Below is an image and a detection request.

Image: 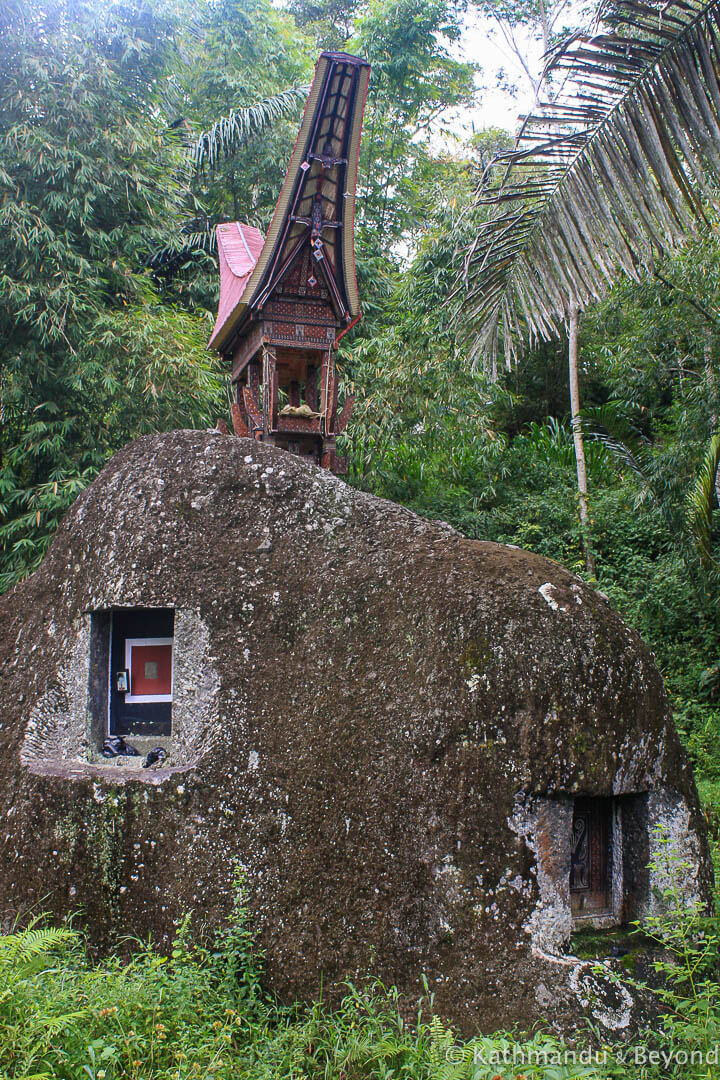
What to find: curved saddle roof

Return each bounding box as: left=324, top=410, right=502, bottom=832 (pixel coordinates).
left=209, top=224, right=265, bottom=348
left=209, top=51, right=370, bottom=354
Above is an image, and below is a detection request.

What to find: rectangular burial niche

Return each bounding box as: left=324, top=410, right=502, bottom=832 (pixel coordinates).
left=526, top=793, right=652, bottom=947
left=570, top=796, right=618, bottom=924
left=108, top=608, right=174, bottom=739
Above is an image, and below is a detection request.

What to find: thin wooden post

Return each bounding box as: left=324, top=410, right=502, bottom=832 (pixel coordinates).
left=704, top=331, right=720, bottom=505
left=568, top=304, right=595, bottom=577
left=306, top=365, right=318, bottom=410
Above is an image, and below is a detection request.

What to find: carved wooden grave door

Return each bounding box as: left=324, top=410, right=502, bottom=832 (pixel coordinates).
left=570, top=797, right=612, bottom=916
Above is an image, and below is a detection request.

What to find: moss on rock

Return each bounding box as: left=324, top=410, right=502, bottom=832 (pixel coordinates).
left=0, top=430, right=712, bottom=1036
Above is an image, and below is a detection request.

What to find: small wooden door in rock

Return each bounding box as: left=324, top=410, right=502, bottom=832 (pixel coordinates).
left=570, top=797, right=612, bottom=916
left=109, top=609, right=174, bottom=737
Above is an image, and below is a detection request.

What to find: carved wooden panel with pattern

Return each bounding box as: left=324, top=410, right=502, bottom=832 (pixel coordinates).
left=570, top=797, right=612, bottom=916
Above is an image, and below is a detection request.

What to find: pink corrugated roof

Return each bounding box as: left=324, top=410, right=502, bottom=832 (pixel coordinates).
left=208, top=223, right=265, bottom=349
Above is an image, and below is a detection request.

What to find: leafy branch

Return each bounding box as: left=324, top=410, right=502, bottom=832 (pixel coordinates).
left=190, top=86, right=308, bottom=171
left=460, top=0, right=720, bottom=368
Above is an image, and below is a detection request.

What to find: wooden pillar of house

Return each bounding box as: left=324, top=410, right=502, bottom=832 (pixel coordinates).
left=306, top=365, right=318, bottom=411
left=248, top=360, right=261, bottom=401
left=271, top=355, right=279, bottom=431
left=244, top=360, right=263, bottom=439
left=289, top=380, right=301, bottom=407
left=231, top=382, right=250, bottom=437
left=262, top=348, right=279, bottom=433
left=238, top=381, right=252, bottom=425
left=331, top=364, right=339, bottom=432
left=320, top=351, right=335, bottom=432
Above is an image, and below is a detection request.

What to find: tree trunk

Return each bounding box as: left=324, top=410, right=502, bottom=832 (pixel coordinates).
left=704, top=331, right=720, bottom=505
left=568, top=305, right=595, bottom=576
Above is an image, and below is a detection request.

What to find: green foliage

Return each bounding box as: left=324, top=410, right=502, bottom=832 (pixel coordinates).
left=0, top=873, right=269, bottom=1080
left=0, top=917, right=631, bottom=1079
left=605, top=826, right=720, bottom=1078
left=685, top=434, right=720, bottom=573
left=349, top=0, right=477, bottom=294
left=0, top=0, right=226, bottom=587
left=0, top=918, right=77, bottom=981
left=169, top=0, right=312, bottom=273
left=5, top=837, right=720, bottom=1080
left=6, top=821, right=718, bottom=1077
left=190, top=87, right=309, bottom=172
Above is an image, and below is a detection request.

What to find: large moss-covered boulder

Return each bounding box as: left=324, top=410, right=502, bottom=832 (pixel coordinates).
left=0, top=431, right=711, bottom=1034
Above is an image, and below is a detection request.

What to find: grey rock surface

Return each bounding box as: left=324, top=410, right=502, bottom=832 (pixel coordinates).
left=0, top=430, right=711, bottom=1034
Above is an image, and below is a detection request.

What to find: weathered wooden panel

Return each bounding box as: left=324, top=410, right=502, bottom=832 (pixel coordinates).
left=570, top=797, right=612, bottom=915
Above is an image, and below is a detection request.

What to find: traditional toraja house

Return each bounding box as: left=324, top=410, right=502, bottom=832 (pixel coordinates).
left=208, top=51, right=370, bottom=474
left=0, top=50, right=713, bottom=1038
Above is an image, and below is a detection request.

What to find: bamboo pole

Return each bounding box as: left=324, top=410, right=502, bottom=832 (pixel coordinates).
left=568, top=304, right=595, bottom=577
left=703, top=330, right=720, bottom=505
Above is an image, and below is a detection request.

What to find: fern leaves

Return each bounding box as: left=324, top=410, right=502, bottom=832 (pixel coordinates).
left=0, top=921, right=77, bottom=979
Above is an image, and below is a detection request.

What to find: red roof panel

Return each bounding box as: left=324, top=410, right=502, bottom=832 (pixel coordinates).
left=208, top=223, right=265, bottom=349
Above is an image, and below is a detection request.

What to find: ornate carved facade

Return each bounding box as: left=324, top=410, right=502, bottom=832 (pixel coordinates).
left=209, top=52, right=370, bottom=473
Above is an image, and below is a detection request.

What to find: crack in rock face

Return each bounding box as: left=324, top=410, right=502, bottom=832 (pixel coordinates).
left=0, top=430, right=712, bottom=1037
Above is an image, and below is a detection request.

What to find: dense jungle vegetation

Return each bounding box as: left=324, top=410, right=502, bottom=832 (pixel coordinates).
left=3, top=0, right=720, bottom=1074
left=2, top=0, right=719, bottom=780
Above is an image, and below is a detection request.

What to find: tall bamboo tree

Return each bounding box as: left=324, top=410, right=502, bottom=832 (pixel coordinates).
left=0, top=0, right=223, bottom=587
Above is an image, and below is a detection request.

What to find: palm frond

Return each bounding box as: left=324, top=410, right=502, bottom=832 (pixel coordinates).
left=191, top=86, right=308, bottom=170
left=685, top=432, right=720, bottom=564
left=583, top=400, right=650, bottom=457
left=582, top=400, right=657, bottom=494
left=462, top=0, right=720, bottom=370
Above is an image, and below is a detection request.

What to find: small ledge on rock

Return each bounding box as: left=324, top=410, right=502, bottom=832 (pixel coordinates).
left=25, top=758, right=187, bottom=785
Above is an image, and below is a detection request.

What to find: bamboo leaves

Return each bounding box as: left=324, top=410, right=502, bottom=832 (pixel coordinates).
left=147, top=88, right=309, bottom=272
left=461, top=0, right=720, bottom=370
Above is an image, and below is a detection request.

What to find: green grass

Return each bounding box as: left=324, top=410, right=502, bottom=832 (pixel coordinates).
left=0, top=922, right=609, bottom=1080
left=2, top=819, right=719, bottom=1080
